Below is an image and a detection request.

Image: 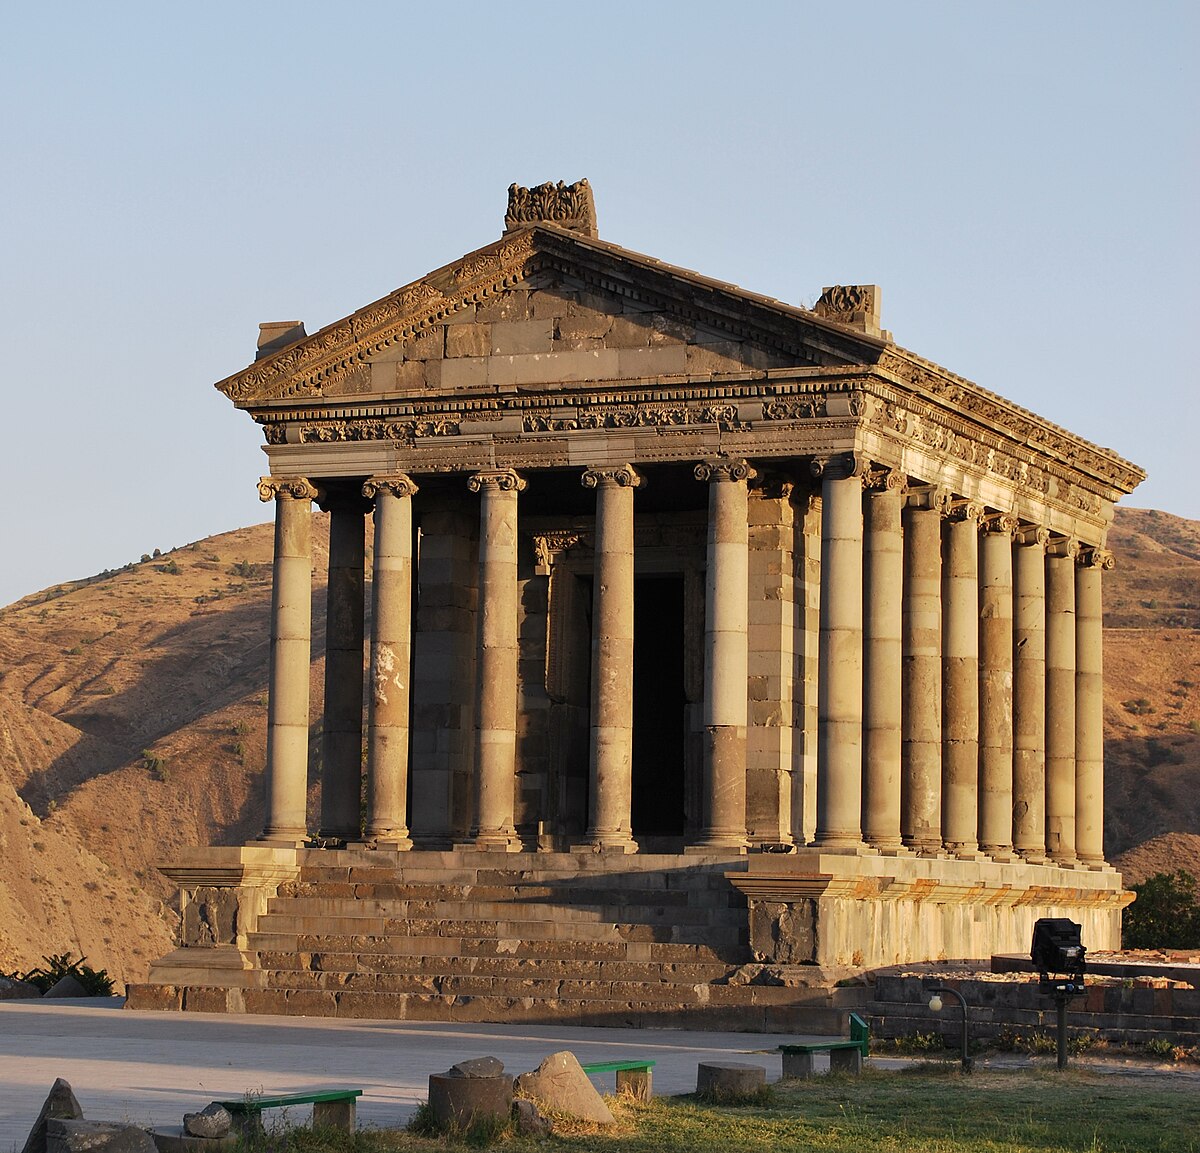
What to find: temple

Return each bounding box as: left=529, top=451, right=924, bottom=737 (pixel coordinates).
left=130, top=181, right=1145, bottom=1024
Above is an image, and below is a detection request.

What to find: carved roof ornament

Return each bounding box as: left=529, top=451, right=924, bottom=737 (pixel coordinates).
left=504, top=179, right=598, bottom=237
left=814, top=285, right=886, bottom=338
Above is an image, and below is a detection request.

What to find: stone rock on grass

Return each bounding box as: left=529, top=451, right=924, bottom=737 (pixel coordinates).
left=46, top=1120, right=156, bottom=1153
left=512, top=1099, right=551, bottom=1136
left=450, top=1056, right=505, bottom=1078
left=181, top=1106, right=231, bottom=1140
left=515, top=1051, right=614, bottom=1125
left=21, top=1078, right=83, bottom=1153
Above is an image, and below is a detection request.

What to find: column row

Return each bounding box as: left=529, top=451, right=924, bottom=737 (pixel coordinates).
left=813, top=457, right=1112, bottom=868
left=256, top=460, right=758, bottom=851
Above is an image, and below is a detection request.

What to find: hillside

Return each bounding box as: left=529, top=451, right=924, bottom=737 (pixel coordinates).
left=0, top=505, right=1196, bottom=988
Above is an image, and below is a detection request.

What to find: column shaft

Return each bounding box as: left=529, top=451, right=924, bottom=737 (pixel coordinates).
left=942, top=508, right=980, bottom=855
left=815, top=463, right=865, bottom=848
left=363, top=476, right=417, bottom=848
left=902, top=503, right=943, bottom=853
left=978, top=520, right=1015, bottom=858
left=1045, top=545, right=1078, bottom=864
left=470, top=470, right=523, bottom=849
left=696, top=461, right=752, bottom=850
left=1013, top=529, right=1048, bottom=862
left=1075, top=551, right=1109, bottom=866
left=319, top=501, right=366, bottom=840
left=863, top=481, right=904, bottom=851
left=259, top=478, right=317, bottom=843
left=583, top=467, right=639, bottom=851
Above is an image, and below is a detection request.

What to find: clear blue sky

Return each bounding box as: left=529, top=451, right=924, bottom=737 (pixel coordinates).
left=1, top=1, right=1195, bottom=607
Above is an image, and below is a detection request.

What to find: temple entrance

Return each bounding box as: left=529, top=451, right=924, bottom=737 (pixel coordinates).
left=632, top=574, right=686, bottom=841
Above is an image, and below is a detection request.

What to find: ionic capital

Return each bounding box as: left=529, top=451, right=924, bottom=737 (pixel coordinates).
left=1078, top=546, right=1115, bottom=571
left=468, top=468, right=527, bottom=494
left=362, top=473, right=419, bottom=501
left=809, top=452, right=863, bottom=482
left=581, top=464, right=643, bottom=490
left=980, top=511, right=1019, bottom=537
left=862, top=465, right=907, bottom=494
left=1046, top=536, right=1081, bottom=560
left=1014, top=524, right=1051, bottom=549
left=695, top=458, right=756, bottom=484
left=258, top=475, right=321, bottom=503
left=945, top=499, right=985, bottom=524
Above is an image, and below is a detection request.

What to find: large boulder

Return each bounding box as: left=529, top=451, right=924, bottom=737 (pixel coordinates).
left=515, top=1051, right=615, bottom=1125
left=46, top=1121, right=156, bottom=1153
left=21, top=1078, right=83, bottom=1153
left=181, top=1106, right=231, bottom=1140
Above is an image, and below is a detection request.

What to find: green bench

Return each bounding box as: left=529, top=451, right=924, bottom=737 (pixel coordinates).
left=580, top=1059, right=655, bottom=1100
left=779, top=1012, right=870, bottom=1078
left=215, top=1089, right=363, bottom=1134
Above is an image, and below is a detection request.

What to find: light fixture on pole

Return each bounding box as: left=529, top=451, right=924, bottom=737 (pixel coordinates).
left=927, top=986, right=972, bottom=1072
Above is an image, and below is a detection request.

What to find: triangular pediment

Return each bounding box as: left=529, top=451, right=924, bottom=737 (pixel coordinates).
left=216, top=225, right=889, bottom=408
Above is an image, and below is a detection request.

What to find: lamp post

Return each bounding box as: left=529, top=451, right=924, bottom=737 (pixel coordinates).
left=928, top=986, right=973, bottom=1072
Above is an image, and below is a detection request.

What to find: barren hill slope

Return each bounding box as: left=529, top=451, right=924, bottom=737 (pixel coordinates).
left=0, top=505, right=1196, bottom=988
left=0, top=522, right=329, bottom=983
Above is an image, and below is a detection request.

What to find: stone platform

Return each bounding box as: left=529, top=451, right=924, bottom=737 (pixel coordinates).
left=129, top=845, right=1129, bottom=1029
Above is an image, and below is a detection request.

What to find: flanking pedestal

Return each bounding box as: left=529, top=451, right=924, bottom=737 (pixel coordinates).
left=728, top=851, right=1131, bottom=969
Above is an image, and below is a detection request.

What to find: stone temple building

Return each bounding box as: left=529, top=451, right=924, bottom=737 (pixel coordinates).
left=130, top=181, right=1144, bottom=1026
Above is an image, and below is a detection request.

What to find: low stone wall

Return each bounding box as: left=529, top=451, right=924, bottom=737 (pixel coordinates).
left=867, top=971, right=1200, bottom=1047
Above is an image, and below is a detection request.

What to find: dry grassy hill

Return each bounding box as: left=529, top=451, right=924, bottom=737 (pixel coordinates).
left=0, top=505, right=1196, bottom=988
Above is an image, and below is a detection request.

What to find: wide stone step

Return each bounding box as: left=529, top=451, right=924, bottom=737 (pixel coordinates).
left=263, top=895, right=743, bottom=928
left=253, top=911, right=747, bottom=946
left=247, top=931, right=748, bottom=965
left=278, top=880, right=738, bottom=908
left=230, top=987, right=842, bottom=1033
left=255, top=950, right=736, bottom=983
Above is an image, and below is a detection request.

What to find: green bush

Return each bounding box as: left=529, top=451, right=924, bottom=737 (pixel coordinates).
left=1123, top=870, right=1200, bottom=948
left=4, top=952, right=116, bottom=996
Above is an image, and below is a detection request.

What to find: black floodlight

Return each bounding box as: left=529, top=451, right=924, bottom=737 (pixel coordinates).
left=1030, top=917, right=1086, bottom=979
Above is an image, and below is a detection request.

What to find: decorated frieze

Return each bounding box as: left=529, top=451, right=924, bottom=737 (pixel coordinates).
left=504, top=179, right=598, bottom=237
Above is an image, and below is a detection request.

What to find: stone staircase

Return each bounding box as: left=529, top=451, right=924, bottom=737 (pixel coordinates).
left=154, top=850, right=848, bottom=1031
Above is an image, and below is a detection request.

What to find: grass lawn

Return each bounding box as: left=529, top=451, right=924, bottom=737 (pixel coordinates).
left=246, top=1063, right=1200, bottom=1153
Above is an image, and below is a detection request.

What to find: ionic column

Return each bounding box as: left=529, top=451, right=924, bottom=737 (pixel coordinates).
left=814, top=455, right=866, bottom=849
left=978, top=514, right=1017, bottom=859
left=362, top=474, right=418, bottom=849
left=901, top=491, right=944, bottom=854
left=319, top=493, right=368, bottom=842
left=1045, top=538, right=1079, bottom=865
left=581, top=464, right=641, bottom=852
left=1076, top=547, right=1112, bottom=867
left=469, top=468, right=525, bottom=850
left=1013, top=525, right=1049, bottom=863
left=942, top=502, right=982, bottom=856
left=258, top=476, right=319, bottom=844
left=694, top=459, right=754, bottom=851
left=862, top=470, right=905, bottom=852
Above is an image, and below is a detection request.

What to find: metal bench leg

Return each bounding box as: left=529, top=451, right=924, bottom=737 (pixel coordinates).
left=829, top=1048, right=863, bottom=1075
left=615, top=1068, right=652, bottom=1101
left=312, top=1100, right=356, bottom=1132
left=782, top=1051, right=817, bottom=1079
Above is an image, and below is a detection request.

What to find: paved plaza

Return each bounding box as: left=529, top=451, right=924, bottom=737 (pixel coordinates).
left=0, top=997, right=793, bottom=1148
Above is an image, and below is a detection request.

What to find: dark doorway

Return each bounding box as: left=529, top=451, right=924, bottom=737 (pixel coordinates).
left=632, top=575, right=686, bottom=838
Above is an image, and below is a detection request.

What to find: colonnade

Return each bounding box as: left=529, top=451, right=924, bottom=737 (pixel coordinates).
left=256, top=455, right=1111, bottom=867
left=813, top=458, right=1111, bottom=867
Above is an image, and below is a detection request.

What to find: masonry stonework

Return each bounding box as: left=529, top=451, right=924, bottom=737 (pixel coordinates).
left=131, top=180, right=1145, bottom=1024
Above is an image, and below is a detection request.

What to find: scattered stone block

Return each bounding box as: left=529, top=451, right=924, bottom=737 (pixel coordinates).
left=514, top=1051, right=614, bottom=1125
left=182, top=1106, right=231, bottom=1140
left=44, top=975, right=88, bottom=999
left=0, top=975, right=42, bottom=1000
left=150, top=1130, right=237, bottom=1153
left=428, top=1057, right=513, bottom=1132
left=695, top=1061, right=766, bottom=1101
left=21, top=1078, right=83, bottom=1153
left=47, top=1120, right=156, bottom=1153
left=512, top=1099, right=551, bottom=1136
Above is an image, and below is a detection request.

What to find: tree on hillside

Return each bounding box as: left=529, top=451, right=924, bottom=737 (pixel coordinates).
left=1123, top=870, right=1200, bottom=948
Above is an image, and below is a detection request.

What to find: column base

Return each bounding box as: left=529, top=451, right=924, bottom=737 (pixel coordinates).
left=1016, top=848, right=1050, bottom=865
left=469, top=831, right=523, bottom=852
left=257, top=829, right=308, bottom=847
left=945, top=843, right=985, bottom=861
left=980, top=846, right=1017, bottom=862
left=864, top=838, right=909, bottom=855
left=363, top=828, right=414, bottom=851
left=811, top=837, right=876, bottom=856
left=571, top=839, right=638, bottom=855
